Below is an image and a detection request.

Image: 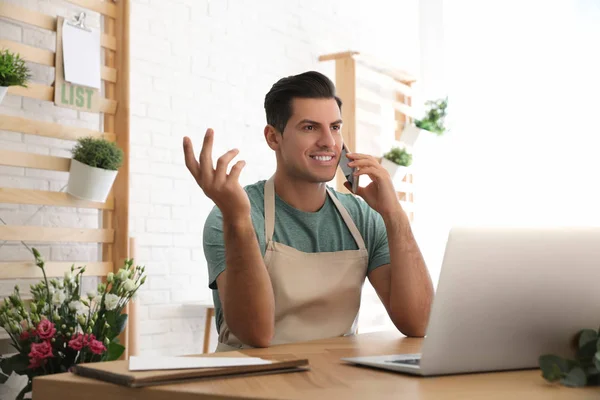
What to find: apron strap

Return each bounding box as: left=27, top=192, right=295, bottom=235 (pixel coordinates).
left=264, top=177, right=276, bottom=245
left=265, top=176, right=366, bottom=250
left=326, top=189, right=367, bottom=250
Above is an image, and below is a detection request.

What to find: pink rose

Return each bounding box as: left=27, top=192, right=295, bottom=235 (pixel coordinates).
left=68, top=333, right=85, bottom=351
left=88, top=339, right=106, bottom=355
left=28, top=357, right=44, bottom=370
left=36, top=319, right=56, bottom=340
left=83, top=333, right=96, bottom=346
left=19, top=331, right=30, bottom=341
left=29, top=341, right=54, bottom=360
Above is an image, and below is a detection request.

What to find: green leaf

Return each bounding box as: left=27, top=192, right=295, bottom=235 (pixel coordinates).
left=2, top=353, right=30, bottom=376
left=578, top=329, right=598, bottom=350
left=15, top=379, right=32, bottom=400
left=104, top=342, right=125, bottom=361
left=539, top=355, right=571, bottom=382
left=0, top=371, right=8, bottom=384
left=595, top=351, right=600, bottom=371
left=577, top=339, right=598, bottom=362
left=560, top=367, right=587, bottom=387
left=114, top=314, right=128, bottom=335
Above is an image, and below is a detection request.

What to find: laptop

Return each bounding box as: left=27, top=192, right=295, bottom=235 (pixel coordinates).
left=342, top=226, right=600, bottom=376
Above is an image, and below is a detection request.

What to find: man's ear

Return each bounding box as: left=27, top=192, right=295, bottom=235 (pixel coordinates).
left=264, top=125, right=281, bottom=151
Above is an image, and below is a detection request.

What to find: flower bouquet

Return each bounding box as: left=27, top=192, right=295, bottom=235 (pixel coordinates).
left=0, top=249, right=146, bottom=399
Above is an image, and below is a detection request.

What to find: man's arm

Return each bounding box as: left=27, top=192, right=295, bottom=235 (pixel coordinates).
left=345, top=152, right=434, bottom=337
left=216, top=216, right=274, bottom=347
left=185, top=129, right=274, bottom=347
left=367, top=210, right=433, bottom=337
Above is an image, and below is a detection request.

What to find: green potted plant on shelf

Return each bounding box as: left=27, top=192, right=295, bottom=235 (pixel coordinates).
left=381, top=146, right=412, bottom=183
left=66, top=137, right=124, bottom=202
left=0, top=49, right=31, bottom=104
left=539, top=327, right=600, bottom=387
left=400, top=97, right=448, bottom=147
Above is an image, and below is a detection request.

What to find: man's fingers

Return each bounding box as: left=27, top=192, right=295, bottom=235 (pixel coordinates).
left=228, top=160, right=246, bottom=181
left=215, top=149, right=240, bottom=182
left=199, top=129, right=215, bottom=182
left=348, top=159, right=379, bottom=169
left=183, top=136, right=199, bottom=176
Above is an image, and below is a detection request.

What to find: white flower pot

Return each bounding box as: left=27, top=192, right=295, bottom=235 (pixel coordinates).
left=66, top=159, right=118, bottom=202
left=381, top=158, right=410, bottom=184
left=398, top=124, right=423, bottom=148
left=0, top=86, right=8, bottom=104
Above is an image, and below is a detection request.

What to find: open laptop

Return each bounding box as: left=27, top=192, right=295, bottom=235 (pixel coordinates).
left=342, top=226, right=600, bottom=376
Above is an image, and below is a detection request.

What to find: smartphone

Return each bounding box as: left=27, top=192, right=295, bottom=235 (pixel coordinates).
left=340, top=143, right=359, bottom=194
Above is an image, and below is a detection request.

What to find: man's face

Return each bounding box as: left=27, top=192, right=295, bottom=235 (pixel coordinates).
left=278, top=97, right=343, bottom=184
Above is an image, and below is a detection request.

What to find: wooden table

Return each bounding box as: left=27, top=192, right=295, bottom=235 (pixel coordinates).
left=33, top=331, right=597, bottom=399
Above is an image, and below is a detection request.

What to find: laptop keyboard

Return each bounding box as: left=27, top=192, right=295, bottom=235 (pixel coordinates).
left=386, top=358, right=421, bottom=365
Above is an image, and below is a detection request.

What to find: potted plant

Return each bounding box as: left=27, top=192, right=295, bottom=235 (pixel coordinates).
left=381, top=146, right=412, bottom=183
left=66, top=137, right=124, bottom=202
left=0, top=49, right=31, bottom=104
left=539, top=328, right=600, bottom=387
left=400, top=97, right=448, bottom=148
left=0, top=249, right=146, bottom=399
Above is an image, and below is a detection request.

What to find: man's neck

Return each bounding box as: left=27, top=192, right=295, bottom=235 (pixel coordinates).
left=273, top=170, right=328, bottom=213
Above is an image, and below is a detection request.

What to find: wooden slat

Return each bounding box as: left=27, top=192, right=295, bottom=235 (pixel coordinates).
left=0, top=149, right=70, bottom=171
left=0, top=3, right=117, bottom=51
left=335, top=56, right=357, bottom=194
left=0, top=39, right=117, bottom=83
left=0, top=261, right=113, bottom=279
left=318, top=51, right=360, bottom=62
left=0, top=115, right=116, bottom=142
left=0, top=188, right=114, bottom=210
left=0, top=226, right=114, bottom=243
left=7, top=83, right=118, bottom=115
left=0, top=39, right=54, bottom=65
left=64, top=0, right=118, bottom=18
left=0, top=2, right=55, bottom=30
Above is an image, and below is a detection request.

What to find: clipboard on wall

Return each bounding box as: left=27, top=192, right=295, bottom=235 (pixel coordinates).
left=54, top=14, right=102, bottom=112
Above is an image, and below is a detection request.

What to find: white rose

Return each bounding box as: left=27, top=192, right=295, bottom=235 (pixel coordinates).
left=93, top=295, right=102, bottom=307
left=104, top=294, right=119, bottom=311
left=52, top=290, right=66, bottom=305
left=117, top=269, right=129, bottom=281
left=68, top=300, right=89, bottom=316
left=123, top=279, right=136, bottom=292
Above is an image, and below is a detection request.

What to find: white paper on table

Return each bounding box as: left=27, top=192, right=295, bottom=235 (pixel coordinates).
left=62, top=20, right=101, bottom=89
left=128, top=356, right=273, bottom=371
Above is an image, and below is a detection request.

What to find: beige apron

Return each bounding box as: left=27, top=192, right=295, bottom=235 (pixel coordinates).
left=216, top=177, right=369, bottom=352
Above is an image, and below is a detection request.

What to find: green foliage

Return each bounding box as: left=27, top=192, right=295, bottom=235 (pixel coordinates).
left=414, top=97, right=448, bottom=135
left=72, top=137, right=124, bottom=170
left=539, top=328, right=600, bottom=387
left=0, top=49, right=31, bottom=87
left=383, top=146, right=412, bottom=167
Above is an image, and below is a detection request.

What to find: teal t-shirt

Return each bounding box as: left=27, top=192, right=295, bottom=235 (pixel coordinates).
left=203, top=180, right=391, bottom=333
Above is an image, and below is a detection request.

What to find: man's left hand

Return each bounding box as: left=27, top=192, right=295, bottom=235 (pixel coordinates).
left=345, top=153, right=403, bottom=217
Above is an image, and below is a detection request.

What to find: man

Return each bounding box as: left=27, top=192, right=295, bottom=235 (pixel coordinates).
left=184, top=71, right=434, bottom=351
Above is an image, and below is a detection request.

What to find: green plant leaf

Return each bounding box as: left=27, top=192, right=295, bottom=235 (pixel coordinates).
left=578, top=329, right=598, bottom=349
left=577, top=339, right=598, bottom=363
left=2, top=353, right=30, bottom=376
left=560, top=366, right=587, bottom=387
left=595, top=351, right=600, bottom=371
left=115, top=314, right=128, bottom=336
left=15, top=379, right=32, bottom=400
left=539, top=355, right=571, bottom=382
left=0, top=371, right=8, bottom=384
left=71, top=137, right=123, bottom=170
left=104, top=342, right=125, bottom=361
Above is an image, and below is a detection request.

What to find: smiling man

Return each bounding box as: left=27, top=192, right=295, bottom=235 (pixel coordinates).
left=183, top=71, right=434, bottom=351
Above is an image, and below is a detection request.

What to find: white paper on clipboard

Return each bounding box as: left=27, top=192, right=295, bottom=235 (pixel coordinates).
left=62, top=19, right=101, bottom=89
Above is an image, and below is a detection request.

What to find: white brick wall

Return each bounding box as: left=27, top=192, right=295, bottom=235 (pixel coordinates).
left=0, top=0, right=420, bottom=362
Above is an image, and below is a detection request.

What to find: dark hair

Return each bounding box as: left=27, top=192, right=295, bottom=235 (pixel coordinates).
left=264, top=71, right=342, bottom=134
